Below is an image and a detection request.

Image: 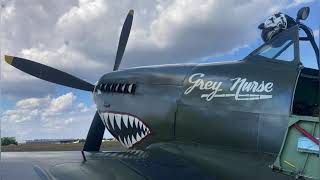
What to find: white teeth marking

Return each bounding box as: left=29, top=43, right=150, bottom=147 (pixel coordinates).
left=124, top=137, right=128, bottom=147
left=129, top=116, right=134, bottom=127
left=134, top=118, right=139, bottom=128
left=127, top=136, right=132, bottom=147
left=99, top=114, right=104, bottom=121
left=122, top=84, right=126, bottom=92
left=122, top=114, right=128, bottom=128
left=115, top=114, right=122, bottom=129
left=108, top=113, right=115, bottom=129
left=141, top=131, right=145, bottom=138
left=136, top=133, right=142, bottom=142
left=105, top=120, right=110, bottom=129
left=103, top=114, right=110, bottom=129
left=118, top=136, right=126, bottom=147
left=131, top=135, right=137, bottom=144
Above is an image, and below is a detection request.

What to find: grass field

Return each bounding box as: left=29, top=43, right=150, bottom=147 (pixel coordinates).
left=2, top=141, right=124, bottom=152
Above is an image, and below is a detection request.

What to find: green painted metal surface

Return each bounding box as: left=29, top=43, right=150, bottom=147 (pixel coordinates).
left=272, top=115, right=319, bottom=179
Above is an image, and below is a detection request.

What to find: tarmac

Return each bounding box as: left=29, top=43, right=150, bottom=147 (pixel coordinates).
left=0, top=151, right=145, bottom=180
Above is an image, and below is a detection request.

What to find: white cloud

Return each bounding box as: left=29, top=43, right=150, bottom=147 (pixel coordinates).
left=1, top=0, right=295, bottom=99
left=57, top=0, right=107, bottom=30
left=287, top=0, right=315, bottom=8
left=16, top=96, right=50, bottom=109
left=47, top=92, right=76, bottom=113
left=2, top=92, right=95, bottom=141
left=20, top=45, right=102, bottom=74
left=77, top=103, right=90, bottom=112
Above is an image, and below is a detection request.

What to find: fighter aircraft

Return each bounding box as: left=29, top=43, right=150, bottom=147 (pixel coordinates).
left=3, top=7, right=319, bottom=180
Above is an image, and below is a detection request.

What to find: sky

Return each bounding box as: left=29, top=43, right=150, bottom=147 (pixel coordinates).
left=0, top=0, right=319, bottom=142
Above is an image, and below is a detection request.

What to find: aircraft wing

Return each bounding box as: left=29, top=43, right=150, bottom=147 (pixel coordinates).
left=1, top=149, right=214, bottom=180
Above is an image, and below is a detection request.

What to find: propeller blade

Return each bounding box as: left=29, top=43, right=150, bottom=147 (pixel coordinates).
left=4, top=55, right=95, bottom=92
left=83, top=112, right=105, bottom=151
left=113, top=9, right=134, bottom=71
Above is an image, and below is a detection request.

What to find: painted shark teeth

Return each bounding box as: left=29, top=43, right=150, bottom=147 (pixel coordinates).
left=100, top=112, right=151, bottom=148
left=122, top=114, right=129, bottom=128
left=109, top=113, right=115, bottom=129
left=129, top=116, right=134, bottom=127
left=115, top=114, right=122, bottom=129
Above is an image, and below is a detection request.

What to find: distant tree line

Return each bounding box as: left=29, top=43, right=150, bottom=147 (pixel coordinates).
left=1, top=137, right=18, bottom=146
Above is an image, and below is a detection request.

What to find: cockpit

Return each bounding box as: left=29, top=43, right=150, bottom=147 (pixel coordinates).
left=250, top=27, right=296, bottom=62
left=247, top=8, right=319, bottom=117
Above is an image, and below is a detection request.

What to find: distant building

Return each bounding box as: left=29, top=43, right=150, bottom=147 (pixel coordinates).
left=102, top=138, right=116, bottom=142
left=25, top=139, right=79, bottom=144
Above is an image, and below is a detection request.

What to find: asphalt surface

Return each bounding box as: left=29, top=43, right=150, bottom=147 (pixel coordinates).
left=0, top=151, right=145, bottom=180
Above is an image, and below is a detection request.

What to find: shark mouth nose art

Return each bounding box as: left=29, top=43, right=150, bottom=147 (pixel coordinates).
left=100, top=112, right=151, bottom=148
